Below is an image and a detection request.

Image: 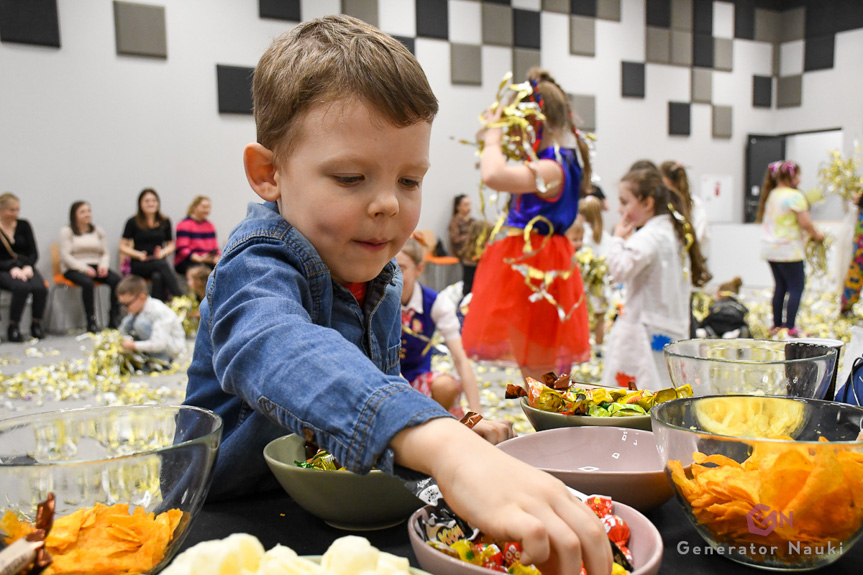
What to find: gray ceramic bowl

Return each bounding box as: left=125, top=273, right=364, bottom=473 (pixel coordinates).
left=497, top=426, right=673, bottom=512
left=263, top=434, right=423, bottom=530
left=521, top=397, right=653, bottom=432
left=409, top=499, right=663, bottom=575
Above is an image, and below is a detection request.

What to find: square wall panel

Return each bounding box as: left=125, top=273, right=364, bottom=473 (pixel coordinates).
left=692, top=68, right=711, bottom=103
left=693, top=32, right=713, bottom=68
left=114, top=2, right=167, bottom=58
left=571, top=0, right=597, bottom=17
left=621, top=61, right=645, bottom=98
left=714, top=37, right=733, bottom=71
left=671, top=30, right=692, bottom=65
left=379, top=0, right=415, bottom=36
left=0, top=0, right=60, bottom=47
left=217, top=65, right=254, bottom=115
left=712, top=1, right=733, bottom=39
left=300, top=0, right=339, bottom=20
left=646, top=0, right=671, bottom=28
left=449, top=0, right=481, bottom=44
left=569, top=93, right=596, bottom=132
left=734, top=0, right=754, bottom=40
left=341, top=0, right=378, bottom=27
left=668, top=101, right=690, bottom=136
left=804, top=35, right=835, bottom=72
left=754, top=8, right=779, bottom=43
left=692, top=0, right=712, bottom=34
left=416, top=0, right=448, bottom=39
left=513, top=48, right=541, bottom=83
left=646, top=26, right=670, bottom=64
left=752, top=75, right=772, bottom=108
left=596, top=0, right=620, bottom=21
left=482, top=3, right=513, bottom=46
left=712, top=105, right=732, bottom=138
left=780, top=6, right=805, bottom=43
left=542, top=0, right=569, bottom=14
left=513, top=8, right=540, bottom=49
left=512, top=0, right=540, bottom=10
left=670, top=0, right=691, bottom=31
left=259, top=0, right=300, bottom=21
left=451, top=43, right=482, bottom=85
left=570, top=15, right=595, bottom=56
left=776, top=75, right=802, bottom=108
left=779, top=40, right=803, bottom=77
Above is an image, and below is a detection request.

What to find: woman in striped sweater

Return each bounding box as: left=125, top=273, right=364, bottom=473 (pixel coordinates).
left=174, top=196, right=221, bottom=275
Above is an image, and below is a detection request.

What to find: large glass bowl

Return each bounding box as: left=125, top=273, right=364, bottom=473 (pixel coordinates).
left=652, top=395, right=863, bottom=571
left=0, top=405, right=222, bottom=573
left=664, top=339, right=838, bottom=399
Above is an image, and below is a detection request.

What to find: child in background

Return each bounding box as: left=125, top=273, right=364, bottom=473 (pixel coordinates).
left=601, top=169, right=711, bottom=391
left=565, top=219, right=584, bottom=252
left=756, top=160, right=824, bottom=336
left=578, top=196, right=613, bottom=348
left=116, top=275, right=186, bottom=364
left=185, top=265, right=209, bottom=305
left=397, top=238, right=482, bottom=416
left=182, top=16, right=611, bottom=575
left=696, top=277, right=750, bottom=339
left=660, top=161, right=710, bottom=258
left=462, top=68, right=593, bottom=381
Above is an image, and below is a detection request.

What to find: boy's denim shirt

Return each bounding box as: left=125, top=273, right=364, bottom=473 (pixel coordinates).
left=185, top=202, right=449, bottom=500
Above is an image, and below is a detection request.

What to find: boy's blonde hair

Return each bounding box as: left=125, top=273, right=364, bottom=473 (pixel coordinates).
left=400, top=237, right=425, bottom=266
left=253, top=15, right=439, bottom=164
left=117, top=275, right=149, bottom=297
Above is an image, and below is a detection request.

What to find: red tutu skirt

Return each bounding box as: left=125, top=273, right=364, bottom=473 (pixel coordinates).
left=461, top=234, right=591, bottom=372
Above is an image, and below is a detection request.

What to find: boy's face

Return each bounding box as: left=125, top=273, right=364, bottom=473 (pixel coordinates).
left=274, top=98, right=431, bottom=284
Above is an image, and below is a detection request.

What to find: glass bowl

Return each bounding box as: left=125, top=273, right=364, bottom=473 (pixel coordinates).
left=664, top=339, right=838, bottom=399
left=0, top=405, right=223, bottom=573
left=651, top=395, right=863, bottom=571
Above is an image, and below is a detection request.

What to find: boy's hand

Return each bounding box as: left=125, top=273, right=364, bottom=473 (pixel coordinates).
left=471, top=419, right=515, bottom=445
left=393, top=419, right=613, bottom=575
left=121, top=338, right=136, bottom=351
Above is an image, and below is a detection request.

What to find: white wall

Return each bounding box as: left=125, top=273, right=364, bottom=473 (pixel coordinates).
left=1, top=0, right=862, bottom=287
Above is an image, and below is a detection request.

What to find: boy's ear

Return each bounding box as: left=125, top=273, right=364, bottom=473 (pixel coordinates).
left=244, top=143, right=281, bottom=202
left=417, top=261, right=426, bottom=274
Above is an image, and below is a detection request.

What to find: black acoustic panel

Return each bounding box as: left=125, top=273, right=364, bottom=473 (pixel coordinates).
left=734, top=0, right=755, bottom=40
left=571, top=0, right=597, bottom=17
left=836, top=0, right=863, bottom=34
left=258, top=0, right=300, bottom=21
left=392, top=35, right=415, bottom=55
left=752, top=0, right=784, bottom=9
left=752, top=75, right=772, bottom=108
left=646, top=0, right=670, bottom=28
left=621, top=61, right=645, bottom=98
left=668, top=102, right=691, bottom=136
left=416, top=0, right=448, bottom=39
left=692, top=0, right=712, bottom=34
left=513, top=8, right=540, bottom=49
left=217, top=65, right=255, bottom=115
left=0, top=0, right=60, bottom=47
left=804, top=0, right=834, bottom=38
left=804, top=34, right=835, bottom=72
left=484, top=0, right=511, bottom=4
left=693, top=32, right=713, bottom=68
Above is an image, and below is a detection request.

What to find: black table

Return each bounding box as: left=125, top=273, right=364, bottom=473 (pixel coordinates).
left=183, top=491, right=863, bottom=573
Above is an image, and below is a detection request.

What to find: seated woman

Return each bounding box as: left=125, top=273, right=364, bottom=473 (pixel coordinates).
left=59, top=201, right=123, bottom=332
left=0, top=192, right=47, bottom=341
left=174, top=195, right=221, bottom=275
left=119, top=188, right=184, bottom=302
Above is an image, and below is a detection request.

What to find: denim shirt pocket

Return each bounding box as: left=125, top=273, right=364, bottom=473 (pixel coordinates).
left=384, top=343, right=401, bottom=375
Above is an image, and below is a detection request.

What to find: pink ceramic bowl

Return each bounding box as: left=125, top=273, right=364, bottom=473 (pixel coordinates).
left=408, top=500, right=663, bottom=575
left=496, top=426, right=673, bottom=513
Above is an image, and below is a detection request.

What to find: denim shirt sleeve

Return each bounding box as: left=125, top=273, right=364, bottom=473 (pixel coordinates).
left=208, top=235, right=449, bottom=475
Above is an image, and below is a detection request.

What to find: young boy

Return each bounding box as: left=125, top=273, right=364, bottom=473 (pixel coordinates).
left=116, top=274, right=185, bottom=363
left=184, top=16, right=611, bottom=575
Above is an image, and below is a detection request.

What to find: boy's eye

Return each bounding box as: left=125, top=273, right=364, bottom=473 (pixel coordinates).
left=334, top=175, right=364, bottom=185
left=399, top=178, right=421, bottom=189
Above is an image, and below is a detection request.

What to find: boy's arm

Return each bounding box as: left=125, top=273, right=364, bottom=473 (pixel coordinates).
left=131, top=306, right=173, bottom=354
left=391, top=418, right=613, bottom=575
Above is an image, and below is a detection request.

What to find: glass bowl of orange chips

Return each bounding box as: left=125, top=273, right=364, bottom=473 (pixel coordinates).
left=664, top=339, right=838, bottom=399
left=0, top=405, right=222, bottom=575
left=652, top=395, right=863, bottom=571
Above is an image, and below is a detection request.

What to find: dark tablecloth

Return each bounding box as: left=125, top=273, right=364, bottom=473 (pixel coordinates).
left=182, top=491, right=862, bottom=573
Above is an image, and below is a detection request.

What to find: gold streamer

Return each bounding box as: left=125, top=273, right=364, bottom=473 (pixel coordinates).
left=815, top=143, right=863, bottom=202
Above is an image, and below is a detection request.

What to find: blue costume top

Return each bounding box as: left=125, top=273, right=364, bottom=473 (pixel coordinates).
left=504, top=147, right=582, bottom=236
left=400, top=284, right=439, bottom=382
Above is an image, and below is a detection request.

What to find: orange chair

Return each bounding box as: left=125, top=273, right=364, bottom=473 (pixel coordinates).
left=44, top=243, right=105, bottom=332
left=412, top=229, right=461, bottom=292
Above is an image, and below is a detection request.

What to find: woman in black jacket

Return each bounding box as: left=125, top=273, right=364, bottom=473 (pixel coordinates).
left=0, top=192, right=47, bottom=341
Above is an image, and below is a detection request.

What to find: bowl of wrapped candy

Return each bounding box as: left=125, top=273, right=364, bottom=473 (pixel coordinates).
left=509, top=371, right=691, bottom=432
left=0, top=405, right=222, bottom=574
left=652, top=394, right=863, bottom=570
left=664, top=339, right=838, bottom=399
left=409, top=494, right=662, bottom=575
left=497, top=427, right=674, bottom=512
left=263, top=434, right=424, bottom=531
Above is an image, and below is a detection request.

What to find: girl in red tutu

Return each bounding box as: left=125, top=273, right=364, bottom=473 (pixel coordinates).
left=461, top=68, right=593, bottom=380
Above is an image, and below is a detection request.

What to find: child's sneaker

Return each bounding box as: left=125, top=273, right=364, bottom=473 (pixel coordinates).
left=786, top=327, right=805, bottom=338
left=768, top=326, right=782, bottom=337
